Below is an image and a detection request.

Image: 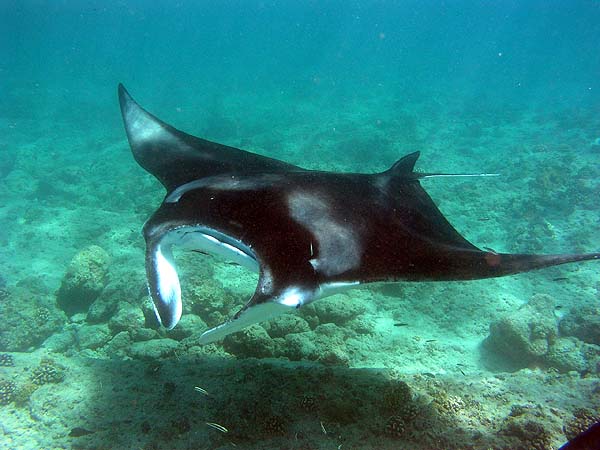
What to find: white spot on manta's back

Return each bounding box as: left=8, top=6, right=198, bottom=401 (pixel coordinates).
left=288, top=191, right=361, bottom=277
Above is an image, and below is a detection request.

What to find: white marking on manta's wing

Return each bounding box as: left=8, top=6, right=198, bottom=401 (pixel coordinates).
left=125, top=102, right=199, bottom=160
left=126, top=106, right=169, bottom=145
left=288, top=191, right=361, bottom=277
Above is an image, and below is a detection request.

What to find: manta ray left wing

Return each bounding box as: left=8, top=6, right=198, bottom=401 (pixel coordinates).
left=118, top=84, right=600, bottom=345
left=118, top=84, right=302, bottom=192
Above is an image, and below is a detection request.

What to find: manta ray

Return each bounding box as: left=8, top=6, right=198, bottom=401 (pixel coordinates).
left=118, top=84, right=599, bottom=344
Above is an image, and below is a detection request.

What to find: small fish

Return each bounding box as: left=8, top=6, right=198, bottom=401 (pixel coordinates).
left=194, top=386, right=209, bottom=396
left=205, top=422, right=228, bottom=433
left=68, top=427, right=95, bottom=437
left=425, top=339, right=437, bottom=343
left=394, top=322, right=409, bottom=327
left=478, top=217, right=490, bottom=221
left=552, top=277, right=568, bottom=282
left=320, top=421, right=327, bottom=435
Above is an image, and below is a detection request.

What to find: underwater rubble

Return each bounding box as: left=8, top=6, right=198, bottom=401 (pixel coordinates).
left=0, top=248, right=599, bottom=449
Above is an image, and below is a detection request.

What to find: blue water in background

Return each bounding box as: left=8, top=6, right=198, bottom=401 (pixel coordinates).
left=3, top=0, right=599, bottom=144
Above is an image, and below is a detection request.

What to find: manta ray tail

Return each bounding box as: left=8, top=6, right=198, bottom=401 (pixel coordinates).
left=476, top=251, right=600, bottom=279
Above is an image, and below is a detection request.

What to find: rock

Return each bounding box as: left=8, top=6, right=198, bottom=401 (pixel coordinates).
left=88, top=272, right=147, bottom=324
left=265, top=314, right=310, bottom=338
left=315, top=323, right=346, bottom=339
left=483, top=294, right=558, bottom=368
left=318, top=347, right=350, bottom=366
left=311, top=294, right=366, bottom=325
left=0, top=287, right=65, bottom=351
left=222, top=325, right=276, bottom=358
left=545, top=337, right=587, bottom=373
left=167, top=314, right=207, bottom=341
left=76, top=324, right=111, bottom=350
left=108, top=303, right=145, bottom=334
left=186, top=278, right=241, bottom=327
left=129, top=339, right=180, bottom=360
left=140, top=296, right=161, bottom=329
left=56, top=245, right=110, bottom=316
left=347, top=316, right=375, bottom=335
left=104, top=331, right=132, bottom=358
left=559, top=304, right=600, bottom=345
left=284, top=332, right=318, bottom=361
left=70, top=313, right=86, bottom=324
left=42, top=328, right=76, bottom=353
left=132, top=328, right=159, bottom=342
left=87, top=291, right=120, bottom=323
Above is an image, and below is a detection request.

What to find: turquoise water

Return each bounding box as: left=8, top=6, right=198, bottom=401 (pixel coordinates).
left=1, top=1, right=600, bottom=449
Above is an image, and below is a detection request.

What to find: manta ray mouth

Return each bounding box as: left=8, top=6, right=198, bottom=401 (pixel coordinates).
left=147, top=226, right=259, bottom=329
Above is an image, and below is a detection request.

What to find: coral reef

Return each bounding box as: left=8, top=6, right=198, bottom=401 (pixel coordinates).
left=260, top=414, right=288, bottom=436
left=31, top=359, right=65, bottom=385
left=184, top=276, right=242, bottom=327
left=0, top=287, right=64, bottom=351
left=382, top=381, right=413, bottom=413
left=0, top=353, right=14, bottom=367
left=303, top=294, right=367, bottom=326
left=223, top=325, right=279, bottom=358
left=129, top=338, right=180, bottom=360
left=500, top=418, right=553, bottom=450
left=56, top=245, right=110, bottom=316
left=0, top=380, right=16, bottom=405
left=485, top=294, right=557, bottom=366
left=166, top=314, right=207, bottom=341
left=13, top=382, right=39, bottom=407
left=76, top=324, right=111, bottom=350
left=264, top=314, right=310, bottom=338
left=563, top=408, right=600, bottom=440
left=384, top=414, right=407, bottom=438
left=108, top=302, right=145, bottom=334
left=544, top=337, right=587, bottom=373
left=559, top=303, right=600, bottom=345
left=483, top=293, right=590, bottom=372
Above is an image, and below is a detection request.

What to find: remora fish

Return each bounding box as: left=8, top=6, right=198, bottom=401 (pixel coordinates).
left=118, top=84, right=599, bottom=344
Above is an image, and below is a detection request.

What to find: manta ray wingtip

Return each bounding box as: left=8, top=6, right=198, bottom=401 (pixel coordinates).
left=117, top=83, right=136, bottom=111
